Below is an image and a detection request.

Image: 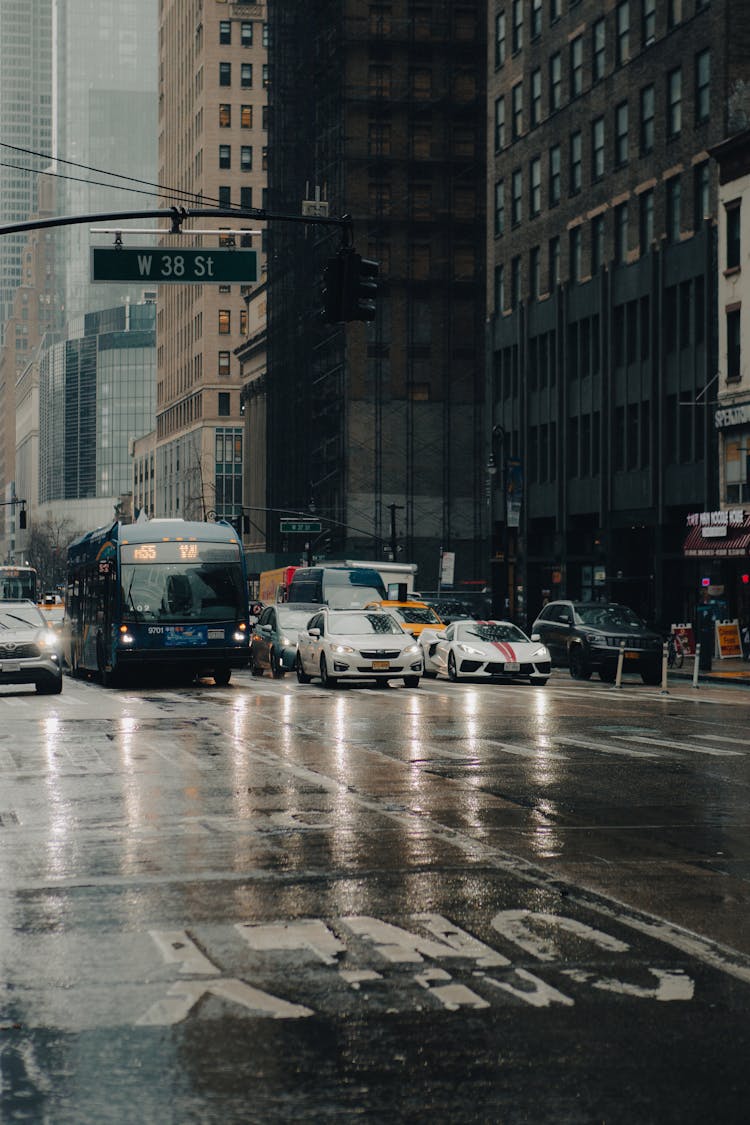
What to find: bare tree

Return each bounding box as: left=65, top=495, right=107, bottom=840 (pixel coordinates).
left=25, top=515, right=84, bottom=594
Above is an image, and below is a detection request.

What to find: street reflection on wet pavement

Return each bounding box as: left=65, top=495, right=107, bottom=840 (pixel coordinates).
left=1, top=670, right=749, bottom=1122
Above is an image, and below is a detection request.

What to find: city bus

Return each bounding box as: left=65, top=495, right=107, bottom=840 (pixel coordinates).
left=0, top=564, right=38, bottom=603
left=66, top=518, right=250, bottom=686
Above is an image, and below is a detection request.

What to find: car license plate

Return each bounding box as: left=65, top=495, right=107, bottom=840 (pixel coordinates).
left=624, top=651, right=638, bottom=659
left=372, top=660, right=390, bottom=671
left=0, top=662, right=20, bottom=672
left=504, top=661, right=520, bottom=672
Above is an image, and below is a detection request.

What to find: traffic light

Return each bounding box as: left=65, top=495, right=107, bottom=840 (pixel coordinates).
left=321, top=253, right=346, bottom=323
left=345, top=253, right=379, bottom=322
left=321, top=249, right=379, bottom=324
left=18, top=507, right=26, bottom=530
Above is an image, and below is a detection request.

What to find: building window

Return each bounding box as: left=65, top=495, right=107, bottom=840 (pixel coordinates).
left=569, top=226, right=582, bottom=282
left=494, top=180, right=505, bottom=236
left=614, top=202, right=629, bottom=264
left=639, top=188, right=654, bottom=253
left=494, top=10, right=506, bottom=68
left=511, top=0, right=523, bottom=52
left=550, top=0, right=561, bottom=21
left=218, top=392, right=231, bottom=416
left=219, top=103, right=231, bottom=128
left=530, top=68, right=542, bottom=127
left=592, top=18, right=606, bottom=83
left=666, top=176, right=681, bottom=243
left=241, top=105, right=252, bottom=128
left=494, top=96, right=505, bottom=151
left=695, top=49, right=710, bottom=123
left=511, top=168, right=522, bottom=226
left=511, top=256, right=521, bottom=308
left=530, top=246, right=541, bottom=298
left=694, top=163, right=710, bottom=229
left=569, top=130, right=582, bottom=195
left=549, top=144, right=561, bottom=206
left=240, top=186, right=252, bottom=209
left=262, top=105, right=268, bottom=130
left=240, top=146, right=252, bottom=171
left=241, top=21, right=253, bottom=47
left=642, top=0, right=656, bottom=45
left=219, top=310, right=231, bottom=335
left=529, top=157, right=541, bottom=216
left=531, top=0, right=542, bottom=39
left=219, top=62, right=231, bottom=87
left=616, top=2, right=630, bottom=67
left=591, top=117, right=605, bottom=181
left=494, top=264, right=505, bottom=312
left=591, top=214, right=605, bottom=274
left=615, top=102, right=629, bottom=166
left=411, top=68, right=432, bottom=100
left=218, top=185, right=231, bottom=208
left=549, top=53, right=561, bottom=112
left=218, top=351, right=231, bottom=377
left=726, top=202, right=741, bottom=270
left=219, top=20, right=231, bottom=44
left=511, top=82, right=523, bottom=139
left=549, top=235, right=560, bottom=289
left=667, top=68, right=682, bottom=138
left=262, top=64, right=269, bottom=89
left=219, top=144, right=231, bottom=169
left=727, top=307, right=741, bottom=381
left=667, top=0, right=682, bottom=28
left=640, top=84, right=654, bottom=154
left=241, top=63, right=252, bottom=88
left=570, top=36, right=583, bottom=97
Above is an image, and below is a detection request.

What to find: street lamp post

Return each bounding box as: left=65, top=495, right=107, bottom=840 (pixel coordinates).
left=487, top=425, right=508, bottom=619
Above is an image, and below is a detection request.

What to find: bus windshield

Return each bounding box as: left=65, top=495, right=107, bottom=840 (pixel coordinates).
left=0, top=566, right=38, bottom=602
left=121, top=559, right=246, bottom=622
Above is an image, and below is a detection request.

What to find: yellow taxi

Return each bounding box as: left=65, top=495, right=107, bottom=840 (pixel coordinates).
left=365, top=599, right=444, bottom=639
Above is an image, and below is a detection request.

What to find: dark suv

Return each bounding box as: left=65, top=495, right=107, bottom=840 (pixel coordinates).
left=531, top=601, right=663, bottom=684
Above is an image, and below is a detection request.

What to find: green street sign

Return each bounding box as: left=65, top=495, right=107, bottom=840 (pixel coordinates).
left=91, top=246, right=257, bottom=284
left=279, top=520, right=322, bottom=534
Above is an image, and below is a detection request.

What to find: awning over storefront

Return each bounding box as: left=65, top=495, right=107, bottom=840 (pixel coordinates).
left=683, top=513, right=750, bottom=557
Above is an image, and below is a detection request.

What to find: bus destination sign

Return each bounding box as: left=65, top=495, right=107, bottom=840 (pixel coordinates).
left=91, top=247, right=257, bottom=285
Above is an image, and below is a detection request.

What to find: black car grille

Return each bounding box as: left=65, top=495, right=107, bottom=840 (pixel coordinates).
left=0, top=643, right=40, bottom=659
left=486, top=661, right=536, bottom=675
left=359, top=649, right=402, bottom=660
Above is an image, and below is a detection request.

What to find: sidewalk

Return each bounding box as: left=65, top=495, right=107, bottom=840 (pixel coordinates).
left=670, top=655, right=750, bottom=688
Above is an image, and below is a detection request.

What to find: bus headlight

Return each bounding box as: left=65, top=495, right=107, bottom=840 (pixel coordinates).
left=119, top=632, right=135, bottom=645
left=233, top=631, right=248, bottom=643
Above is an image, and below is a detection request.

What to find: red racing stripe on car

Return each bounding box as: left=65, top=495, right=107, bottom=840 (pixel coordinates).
left=491, top=641, right=516, bottom=662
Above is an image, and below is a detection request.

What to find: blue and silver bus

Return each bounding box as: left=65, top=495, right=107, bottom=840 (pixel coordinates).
left=66, top=519, right=250, bottom=685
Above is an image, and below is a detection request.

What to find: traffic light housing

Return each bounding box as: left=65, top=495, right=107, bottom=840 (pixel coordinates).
left=18, top=507, right=26, bottom=530
left=321, top=249, right=379, bottom=324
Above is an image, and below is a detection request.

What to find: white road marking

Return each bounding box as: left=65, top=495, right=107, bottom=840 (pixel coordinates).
left=136, top=978, right=313, bottom=1025
left=148, top=930, right=220, bottom=975
left=562, top=967, right=695, bottom=1002
left=236, top=920, right=346, bottom=965
left=620, top=735, right=742, bottom=757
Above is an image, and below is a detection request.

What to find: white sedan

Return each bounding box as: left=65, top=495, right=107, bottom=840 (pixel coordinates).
left=295, top=609, right=423, bottom=688
left=419, top=619, right=551, bottom=684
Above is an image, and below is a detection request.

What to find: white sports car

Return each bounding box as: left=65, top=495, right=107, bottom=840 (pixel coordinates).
left=419, top=619, right=551, bottom=684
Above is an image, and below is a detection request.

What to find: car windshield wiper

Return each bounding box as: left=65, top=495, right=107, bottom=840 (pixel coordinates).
left=2, top=614, right=36, bottom=627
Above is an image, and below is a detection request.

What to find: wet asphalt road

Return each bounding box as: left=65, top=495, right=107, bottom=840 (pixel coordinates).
left=1, top=668, right=749, bottom=1123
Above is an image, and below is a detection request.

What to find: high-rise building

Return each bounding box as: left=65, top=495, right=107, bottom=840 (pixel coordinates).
left=0, top=0, right=53, bottom=343
left=157, top=0, right=268, bottom=523
left=487, top=0, right=750, bottom=628
left=265, top=2, right=487, bottom=589
left=55, top=0, right=158, bottom=322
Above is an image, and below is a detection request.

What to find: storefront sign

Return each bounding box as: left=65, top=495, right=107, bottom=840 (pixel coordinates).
left=686, top=509, right=745, bottom=528
left=714, top=403, right=750, bottom=429
left=716, top=620, right=743, bottom=659
left=671, top=623, right=696, bottom=655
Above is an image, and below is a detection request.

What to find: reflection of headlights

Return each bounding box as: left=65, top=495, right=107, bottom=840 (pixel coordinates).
left=532, top=646, right=548, bottom=658
left=332, top=644, right=355, bottom=654
left=458, top=643, right=485, bottom=656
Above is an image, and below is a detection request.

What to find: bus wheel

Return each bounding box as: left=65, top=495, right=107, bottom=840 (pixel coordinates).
left=213, top=665, right=231, bottom=686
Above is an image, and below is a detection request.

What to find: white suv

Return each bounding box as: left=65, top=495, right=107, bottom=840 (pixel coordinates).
left=295, top=609, right=422, bottom=688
